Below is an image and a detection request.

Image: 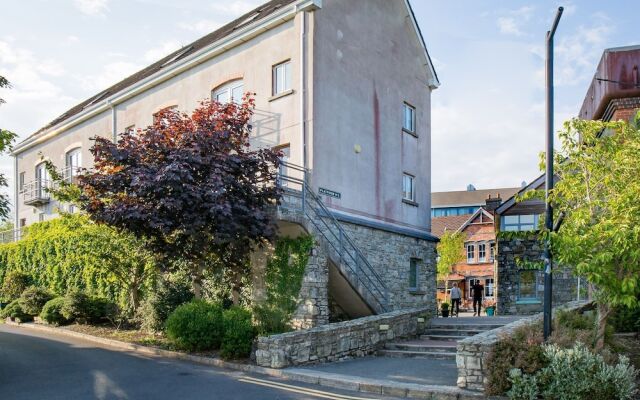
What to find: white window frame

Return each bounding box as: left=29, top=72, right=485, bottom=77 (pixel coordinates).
left=403, top=102, right=416, bottom=134
left=402, top=173, right=415, bottom=202
left=485, top=278, right=494, bottom=297
left=212, top=80, right=244, bottom=104
left=272, top=60, right=292, bottom=96
left=65, top=148, right=82, bottom=181
left=466, top=243, right=475, bottom=264
left=489, top=242, right=496, bottom=262
left=478, top=243, right=486, bottom=263
left=19, top=172, right=25, bottom=192
left=502, top=214, right=540, bottom=232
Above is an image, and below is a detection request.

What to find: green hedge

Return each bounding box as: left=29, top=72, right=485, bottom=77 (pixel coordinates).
left=0, top=214, right=156, bottom=312
left=165, top=300, right=224, bottom=351
left=40, top=297, right=69, bottom=325
left=221, top=307, right=254, bottom=359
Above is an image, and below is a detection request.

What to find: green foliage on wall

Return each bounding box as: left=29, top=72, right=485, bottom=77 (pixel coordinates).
left=515, top=257, right=544, bottom=271
left=254, top=235, right=314, bottom=334
left=0, top=214, right=156, bottom=313
left=496, top=230, right=540, bottom=241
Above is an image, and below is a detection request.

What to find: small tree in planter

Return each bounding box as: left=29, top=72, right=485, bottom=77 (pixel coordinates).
left=440, top=302, right=450, bottom=318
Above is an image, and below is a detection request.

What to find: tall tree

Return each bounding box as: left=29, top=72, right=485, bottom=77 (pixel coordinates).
left=77, top=97, right=282, bottom=298
left=436, top=230, right=465, bottom=301
left=0, top=75, right=18, bottom=220
left=550, top=115, right=640, bottom=349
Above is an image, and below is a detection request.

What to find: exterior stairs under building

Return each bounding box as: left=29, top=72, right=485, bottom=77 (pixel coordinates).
left=378, top=319, right=508, bottom=359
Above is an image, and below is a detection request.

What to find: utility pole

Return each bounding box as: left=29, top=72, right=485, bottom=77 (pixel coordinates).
left=544, top=6, right=563, bottom=341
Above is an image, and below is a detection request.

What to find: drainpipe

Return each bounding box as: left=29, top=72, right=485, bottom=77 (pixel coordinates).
left=300, top=11, right=308, bottom=172
left=108, top=100, right=117, bottom=142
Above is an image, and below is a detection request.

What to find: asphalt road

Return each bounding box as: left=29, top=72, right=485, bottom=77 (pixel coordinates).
left=0, top=324, right=389, bottom=400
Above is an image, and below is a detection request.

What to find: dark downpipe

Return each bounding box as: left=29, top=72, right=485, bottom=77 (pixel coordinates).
left=544, top=6, right=563, bottom=341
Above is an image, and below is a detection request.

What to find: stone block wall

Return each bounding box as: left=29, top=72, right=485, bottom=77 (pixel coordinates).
left=340, top=221, right=437, bottom=311
left=497, top=235, right=578, bottom=315
left=291, top=245, right=329, bottom=329
left=255, top=307, right=429, bottom=368
left=456, top=301, right=593, bottom=392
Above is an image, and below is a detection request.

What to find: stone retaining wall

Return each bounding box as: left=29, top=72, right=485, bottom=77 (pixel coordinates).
left=456, top=301, right=593, bottom=392
left=255, top=308, right=429, bottom=368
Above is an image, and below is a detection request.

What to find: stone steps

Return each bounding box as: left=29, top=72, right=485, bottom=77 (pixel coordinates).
left=378, top=320, right=509, bottom=360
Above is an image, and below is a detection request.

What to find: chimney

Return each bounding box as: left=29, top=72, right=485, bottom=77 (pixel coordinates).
left=485, top=193, right=502, bottom=213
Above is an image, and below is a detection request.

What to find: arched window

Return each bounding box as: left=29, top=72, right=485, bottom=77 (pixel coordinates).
left=65, top=148, right=82, bottom=182
left=212, top=80, right=244, bottom=104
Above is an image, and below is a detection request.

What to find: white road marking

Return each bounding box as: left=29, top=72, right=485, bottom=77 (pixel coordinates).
left=237, top=376, right=377, bottom=400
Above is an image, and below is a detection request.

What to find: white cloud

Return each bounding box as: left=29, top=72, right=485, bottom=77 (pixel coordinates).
left=143, top=40, right=183, bottom=63
left=178, top=19, right=222, bottom=35
left=78, top=61, right=141, bottom=92
left=73, top=0, right=110, bottom=16
left=497, top=17, right=523, bottom=36
left=496, top=6, right=535, bottom=37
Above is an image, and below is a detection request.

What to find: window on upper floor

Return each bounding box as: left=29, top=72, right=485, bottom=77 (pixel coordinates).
left=19, top=172, right=25, bottom=192
left=466, top=243, right=475, bottom=264
left=431, top=206, right=478, bottom=217
left=153, top=105, right=178, bottom=125
left=213, top=80, right=244, bottom=104
left=402, top=173, right=415, bottom=202
left=272, top=61, right=292, bottom=96
left=65, top=148, right=82, bottom=182
left=478, top=243, right=486, bottom=262
left=489, top=242, right=496, bottom=262
left=403, top=102, right=416, bottom=134
left=501, top=214, right=540, bottom=232
left=125, top=125, right=135, bottom=134
left=35, top=162, right=50, bottom=186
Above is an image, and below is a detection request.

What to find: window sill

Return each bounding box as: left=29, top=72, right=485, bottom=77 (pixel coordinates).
left=402, top=199, right=419, bottom=207
left=516, top=299, right=542, bottom=305
left=402, top=128, right=418, bottom=138
left=409, top=289, right=425, bottom=295
left=268, top=89, right=295, bottom=102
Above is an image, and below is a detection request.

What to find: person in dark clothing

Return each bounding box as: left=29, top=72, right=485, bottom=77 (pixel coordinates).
left=472, top=282, right=484, bottom=316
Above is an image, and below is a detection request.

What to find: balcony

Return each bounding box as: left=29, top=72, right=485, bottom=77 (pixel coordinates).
left=21, top=180, right=53, bottom=206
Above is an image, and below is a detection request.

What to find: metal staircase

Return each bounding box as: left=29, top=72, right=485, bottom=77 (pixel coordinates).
left=277, top=162, right=389, bottom=314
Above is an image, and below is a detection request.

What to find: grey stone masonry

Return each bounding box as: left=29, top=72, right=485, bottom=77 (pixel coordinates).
left=456, top=301, right=593, bottom=392
left=497, top=235, right=578, bottom=315
left=291, top=244, right=329, bottom=330
left=255, top=308, right=430, bottom=368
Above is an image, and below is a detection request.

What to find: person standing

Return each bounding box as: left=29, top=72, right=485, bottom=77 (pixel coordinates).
left=472, top=281, right=484, bottom=316
left=450, top=283, right=462, bottom=317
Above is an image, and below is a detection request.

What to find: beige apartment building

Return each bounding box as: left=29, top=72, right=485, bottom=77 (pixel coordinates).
left=12, top=0, right=440, bottom=325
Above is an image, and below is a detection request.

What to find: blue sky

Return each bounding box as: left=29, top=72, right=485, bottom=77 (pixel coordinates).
left=0, top=0, right=639, bottom=207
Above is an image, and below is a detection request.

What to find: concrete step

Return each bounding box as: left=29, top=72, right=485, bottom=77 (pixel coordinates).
left=419, top=334, right=468, bottom=341
left=424, top=329, right=484, bottom=337
left=377, top=349, right=456, bottom=360
left=427, top=324, right=505, bottom=331
left=384, top=341, right=457, bottom=353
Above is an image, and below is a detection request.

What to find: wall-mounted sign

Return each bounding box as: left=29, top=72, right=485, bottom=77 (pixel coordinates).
left=319, top=187, right=341, bottom=199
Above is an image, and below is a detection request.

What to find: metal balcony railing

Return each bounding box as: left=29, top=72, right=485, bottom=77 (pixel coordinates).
left=277, top=162, right=389, bottom=313
left=0, top=229, right=22, bottom=244
left=21, top=180, right=53, bottom=206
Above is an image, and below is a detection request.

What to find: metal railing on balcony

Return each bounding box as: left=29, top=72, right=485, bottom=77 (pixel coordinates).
left=277, top=162, right=389, bottom=313
left=0, top=229, right=22, bottom=244
left=21, top=180, right=53, bottom=206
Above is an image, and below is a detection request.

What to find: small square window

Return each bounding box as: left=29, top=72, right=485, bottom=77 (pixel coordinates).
left=19, top=172, right=25, bottom=191
left=273, top=61, right=292, bottom=95
left=403, top=103, right=416, bottom=133
left=409, top=259, right=419, bottom=290
left=402, top=174, right=415, bottom=201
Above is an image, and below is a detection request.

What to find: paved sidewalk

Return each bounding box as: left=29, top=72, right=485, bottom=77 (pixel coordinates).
left=298, top=356, right=458, bottom=386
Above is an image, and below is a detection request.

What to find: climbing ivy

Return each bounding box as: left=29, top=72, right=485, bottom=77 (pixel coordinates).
left=515, top=257, right=544, bottom=271
left=0, top=214, right=156, bottom=313
left=254, top=235, right=314, bottom=334
left=496, top=230, right=540, bottom=241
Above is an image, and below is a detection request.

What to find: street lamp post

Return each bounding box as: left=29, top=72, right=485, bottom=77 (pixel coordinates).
left=543, top=6, right=564, bottom=341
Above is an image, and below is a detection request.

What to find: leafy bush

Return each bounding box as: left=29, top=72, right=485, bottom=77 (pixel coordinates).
left=508, top=343, right=638, bottom=400
left=137, top=277, right=193, bottom=332
left=61, top=292, right=114, bottom=324
left=253, top=305, right=291, bottom=336
left=485, top=324, right=546, bottom=396
left=40, top=297, right=69, bottom=325
left=165, top=300, right=223, bottom=352
left=19, top=286, right=53, bottom=315
left=0, top=271, right=32, bottom=302
left=609, top=303, right=640, bottom=333
left=221, top=307, right=254, bottom=359
left=0, top=299, right=33, bottom=322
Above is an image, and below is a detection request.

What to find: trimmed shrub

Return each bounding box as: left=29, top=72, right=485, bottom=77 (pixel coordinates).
left=40, top=297, right=69, bottom=325
left=221, top=307, right=254, bottom=359
left=19, top=286, right=53, bottom=316
left=508, top=343, right=638, bottom=400
left=165, top=300, right=223, bottom=352
left=0, top=299, right=33, bottom=322
left=137, top=277, right=193, bottom=332
left=0, top=271, right=32, bottom=302
left=61, top=291, right=114, bottom=324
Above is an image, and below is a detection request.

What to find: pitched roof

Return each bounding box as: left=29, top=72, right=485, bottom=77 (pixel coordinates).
left=430, top=214, right=470, bottom=238
left=457, top=207, right=494, bottom=232
left=432, top=187, right=520, bottom=208
left=24, top=0, right=297, bottom=141
left=495, top=174, right=546, bottom=215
